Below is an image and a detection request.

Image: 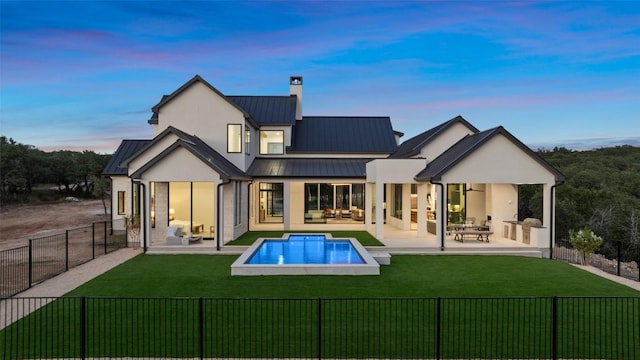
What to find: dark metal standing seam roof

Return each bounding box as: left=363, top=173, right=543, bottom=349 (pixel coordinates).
left=389, top=115, right=479, bottom=159
left=287, top=116, right=398, bottom=154
left=246, top=158, right=370, bottom=178
left=227, top=96, right=297, bottom=126
left=414, top=126, right=565, bottom=182
left=102, top=140, right=152, bottom=175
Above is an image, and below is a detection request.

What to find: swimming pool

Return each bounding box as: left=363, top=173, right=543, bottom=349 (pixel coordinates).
left=231, top=234, right=380, bottom=276
left=247, top=235, right=364, bottom=265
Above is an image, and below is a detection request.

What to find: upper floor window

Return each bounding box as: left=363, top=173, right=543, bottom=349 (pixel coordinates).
left=227, top=124, right=242, bottom=153
left=260, top=130, right=284, bottom=155
left=245, top=126, right=251, bottom=155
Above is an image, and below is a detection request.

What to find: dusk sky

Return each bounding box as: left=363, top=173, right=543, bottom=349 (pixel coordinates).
left=1, top=1, right=639, bottom=154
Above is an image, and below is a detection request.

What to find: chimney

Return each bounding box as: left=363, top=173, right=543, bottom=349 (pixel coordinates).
left=290, top=76, right=303, bottom=120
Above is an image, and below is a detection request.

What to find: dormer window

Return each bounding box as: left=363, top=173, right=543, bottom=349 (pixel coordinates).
left=260, top=130, right=284, bottom=155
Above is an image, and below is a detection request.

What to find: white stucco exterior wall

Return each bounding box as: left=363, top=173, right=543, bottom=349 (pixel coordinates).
left=441, top=135, right=556, bottom=185
left=154, top=81, right=249, bottom=171
left=133, top=147, right=224, bottom=182
left=418, top=122, right=476, bottom=161
left=109, top=175, right=130, bottom=231
left=127, top=134, right=179, bottom=176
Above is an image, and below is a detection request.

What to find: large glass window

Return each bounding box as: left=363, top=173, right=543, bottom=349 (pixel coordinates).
left=352, top=184, right=364, bottom=210
left=259, top=183, right=283, bottom=223
left=169, top=182, right=215, bottom=237
left=304, top=183, right=365, bottom=223
left=390, top=184, right=402, bottom=219
left=192, top=182, right=214, bottom=238
left=260, top=130, right=284, bottom=154
left=447, top=183, right=465, bottom=225
left=227, top=124, right=242, bottom=153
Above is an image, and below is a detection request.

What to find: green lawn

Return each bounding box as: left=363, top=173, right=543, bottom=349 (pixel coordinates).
left=66, top=254, right=639, bottom=297
left=227, top=230, right=384, bottom=246
left=4, top=255, right=638, bottom=359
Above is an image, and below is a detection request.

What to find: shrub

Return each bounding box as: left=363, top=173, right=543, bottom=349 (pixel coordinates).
left=569, top=228, right=603, bottom=265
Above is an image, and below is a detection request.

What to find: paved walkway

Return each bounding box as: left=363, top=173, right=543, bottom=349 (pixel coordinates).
left=571, top=263, right=640, bottom=291
left=1, top=247, right=142, bottom=330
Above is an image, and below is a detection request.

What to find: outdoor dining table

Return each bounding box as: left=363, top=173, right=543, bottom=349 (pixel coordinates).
left=451, top=224, right=493, bottom=242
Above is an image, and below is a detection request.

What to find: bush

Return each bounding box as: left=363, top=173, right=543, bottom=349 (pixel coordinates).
left=569, top=228, right=603, bottom=265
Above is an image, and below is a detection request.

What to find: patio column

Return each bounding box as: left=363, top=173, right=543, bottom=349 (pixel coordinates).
left=417, top=183, right=428, bottom=238
left=365, top=182, right=373, bottom=229
left=283, top=182, right=291, bottom=230
left=541, top=182, right=553, bottom=252
left=140, top=180, right=150, bottom=249
left=435, top=182, right=446, bottom=250
left=375, top=181, right=384, bottom=240
left=402, top=183, right=411, bottom=230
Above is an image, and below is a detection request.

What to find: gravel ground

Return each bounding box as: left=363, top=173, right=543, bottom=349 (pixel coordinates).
left=0, top=199, right=110, bottom=251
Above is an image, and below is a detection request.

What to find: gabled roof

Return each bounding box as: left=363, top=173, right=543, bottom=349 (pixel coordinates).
left=227, top=96, right=297, bottom=126
left=118, top=126, right=249, bottom=181
left=119, top=126, right=193, bottom=167
left=414, top=126, right=565, bottom=182
left=102, top=140, right=151, bottom=175
left=389, top=115, right=479, bottom=159
left=147, top=75, right=258, bottom=128
left=287, top=116, right=398, bottom=154
left=247, top=158, right=369, bottom=178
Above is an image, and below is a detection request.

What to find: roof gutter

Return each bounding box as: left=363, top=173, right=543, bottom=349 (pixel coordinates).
left=549, top=180, right=565, bottom=259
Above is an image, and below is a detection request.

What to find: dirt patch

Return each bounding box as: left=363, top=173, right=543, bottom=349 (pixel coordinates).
left=0, top=199, right=110, bottom=251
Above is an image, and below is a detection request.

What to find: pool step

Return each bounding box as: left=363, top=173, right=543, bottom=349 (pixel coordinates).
left=368, top=251, right=392, bottom=265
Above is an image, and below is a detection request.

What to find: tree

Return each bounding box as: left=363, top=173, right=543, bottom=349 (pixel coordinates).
left=569, top=228, right=603, bottom=265
left=91, top=175, right=110, bottom=215
left=124, top=213, right=141, bottom=246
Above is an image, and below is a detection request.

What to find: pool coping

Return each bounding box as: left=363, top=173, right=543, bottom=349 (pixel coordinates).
left=230, top=233, right=380, bottom=276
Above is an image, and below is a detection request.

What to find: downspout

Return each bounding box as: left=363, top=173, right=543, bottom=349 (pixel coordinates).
left=216, top=180, right=230, bottom=251
left=247, top=182, right=253, bottom=231
left=549, top=181, right=565, bottom=259
left=431, top=181, right=445, bottom=251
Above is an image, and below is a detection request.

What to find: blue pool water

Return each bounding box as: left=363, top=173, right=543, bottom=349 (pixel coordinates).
left=247, top=235, right=364, bottom=265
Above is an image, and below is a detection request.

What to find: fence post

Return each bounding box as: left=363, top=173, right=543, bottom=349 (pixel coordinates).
left=28, top=239, right=33, bottom=289
left=65, top=230, right=69, bottom=271
left=80, top=296, right=86, bottom=360
left=103, top=222, right=108, bottom=254
left=616, top=241, right=621, bottom=277
left=317, top=298, right=322, bottom=360
left=551, top=296, right=558, bottom=360
left=92, top=223, right=96, bottom=260
left=435, top=297, right=441, bottom=360
left=199, top=298, right=204, bottom=360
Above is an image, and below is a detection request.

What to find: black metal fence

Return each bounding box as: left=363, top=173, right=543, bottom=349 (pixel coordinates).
left=0, top=220, right=128, bottom=298
left=1, top=296, right=638, bottom=359
left=554, top=238, right=640, bottom=282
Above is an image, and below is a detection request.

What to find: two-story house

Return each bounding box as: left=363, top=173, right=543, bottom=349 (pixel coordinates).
left=103, top=75, right=564, bottom=256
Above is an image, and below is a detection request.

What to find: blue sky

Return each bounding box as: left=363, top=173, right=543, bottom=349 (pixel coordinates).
left=1, top=1, right=639, bottom=153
